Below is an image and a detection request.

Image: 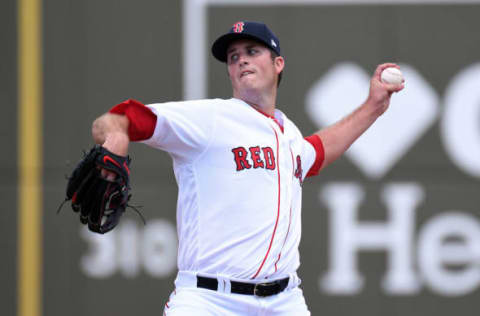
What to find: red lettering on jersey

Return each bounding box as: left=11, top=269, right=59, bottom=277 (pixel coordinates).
left=294, top=155, right=303, bottom=185
left=262, top=147, right=276, bottom=170
left=249, top=146, right=265, bottom=169
left=232, top=21, right=244, bottom=33
left=232, top=147, right=252, bottom=171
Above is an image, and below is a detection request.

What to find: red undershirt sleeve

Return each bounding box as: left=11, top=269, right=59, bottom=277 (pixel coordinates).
left=304, top=134, right=325, bottom=177
left=109, top=99, right=157, bottom=141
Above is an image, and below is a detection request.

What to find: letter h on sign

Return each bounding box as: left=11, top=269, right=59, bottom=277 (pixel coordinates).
left=319, top=182, right=423, bottom=295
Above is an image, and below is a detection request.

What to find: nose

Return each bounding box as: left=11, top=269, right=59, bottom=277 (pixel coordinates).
left=238, top=54, right=249, bottom=66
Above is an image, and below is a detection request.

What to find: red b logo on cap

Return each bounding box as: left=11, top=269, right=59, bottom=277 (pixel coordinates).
left=232, top=21, right=244, bottom=33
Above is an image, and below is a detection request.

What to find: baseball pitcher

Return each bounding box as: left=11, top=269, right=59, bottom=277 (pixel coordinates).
left=64, top=21, right=404, bottom=315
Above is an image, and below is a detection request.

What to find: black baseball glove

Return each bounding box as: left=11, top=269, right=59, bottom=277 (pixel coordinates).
left=59, top=145, right=136, bottom=234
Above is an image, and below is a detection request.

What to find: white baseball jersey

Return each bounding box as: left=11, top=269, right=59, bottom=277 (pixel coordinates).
left=141, top=97, right=324, bottom=281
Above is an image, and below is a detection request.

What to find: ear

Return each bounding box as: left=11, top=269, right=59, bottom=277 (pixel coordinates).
left=274, top=56, right=285, bottom=75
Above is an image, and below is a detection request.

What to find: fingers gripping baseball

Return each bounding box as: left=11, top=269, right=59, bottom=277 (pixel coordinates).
left=368, top=63, right=405, bottom=115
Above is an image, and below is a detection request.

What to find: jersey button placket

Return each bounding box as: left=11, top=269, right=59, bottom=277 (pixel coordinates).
left=276, top=130, right=292, bottom=274
left=267, top=120, right=285, bottom=277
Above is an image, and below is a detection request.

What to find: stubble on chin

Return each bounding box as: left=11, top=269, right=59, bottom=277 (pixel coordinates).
left=235, top=87, right=264, bottom=106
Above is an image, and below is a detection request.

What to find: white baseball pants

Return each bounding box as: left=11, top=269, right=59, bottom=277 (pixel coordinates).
left=163, top=271, right=311, bottom=316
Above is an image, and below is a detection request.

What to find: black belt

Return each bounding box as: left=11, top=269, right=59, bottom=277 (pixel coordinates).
left=196, top=276, right=289, bottom=297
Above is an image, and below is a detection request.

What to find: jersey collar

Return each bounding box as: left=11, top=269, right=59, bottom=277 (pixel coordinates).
left=233, top=98, right=284, bottom=133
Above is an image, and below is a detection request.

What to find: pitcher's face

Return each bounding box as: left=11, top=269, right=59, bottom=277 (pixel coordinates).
left=227, top=39, right=283, bottom=96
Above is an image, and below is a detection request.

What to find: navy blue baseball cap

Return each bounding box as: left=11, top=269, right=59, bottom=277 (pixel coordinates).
left=212, top=21, right=281, bottom=62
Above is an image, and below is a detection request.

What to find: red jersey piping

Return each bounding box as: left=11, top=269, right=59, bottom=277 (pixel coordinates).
left=250, top=106, right=284, bottom=133
left=251, top=127, right=281, bottom=279
left=273, top=148, right=296, bottom=273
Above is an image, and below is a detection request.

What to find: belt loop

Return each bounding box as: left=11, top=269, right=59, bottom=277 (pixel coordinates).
left=287, top=273, right=300, bottom=290
left=216, top=275, right=231, bottom=294
left=224, top=277, right=232, bottom=294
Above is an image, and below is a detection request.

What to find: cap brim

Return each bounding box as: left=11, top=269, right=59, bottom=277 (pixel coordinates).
left=211, top=33, right=271, bottom=62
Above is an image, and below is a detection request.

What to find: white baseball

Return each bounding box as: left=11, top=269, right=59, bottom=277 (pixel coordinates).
left=380, top=67, right=404, bottom=85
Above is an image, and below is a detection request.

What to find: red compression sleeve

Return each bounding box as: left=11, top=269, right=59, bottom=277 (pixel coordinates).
left=109, top=99, right=157, bottom=141
left=304, top=134, right=325, bottom=177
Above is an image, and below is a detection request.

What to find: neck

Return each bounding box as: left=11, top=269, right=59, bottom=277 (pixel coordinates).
left=233, top=87, right=277, bottom=117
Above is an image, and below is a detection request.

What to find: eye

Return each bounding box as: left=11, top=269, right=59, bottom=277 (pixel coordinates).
left=228, top=53, right=239, bottom=64
left=247, top=48, right=258, bottom=55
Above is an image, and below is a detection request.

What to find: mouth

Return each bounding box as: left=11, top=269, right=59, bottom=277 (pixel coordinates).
left=240, top=70, right=254, bottom=78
